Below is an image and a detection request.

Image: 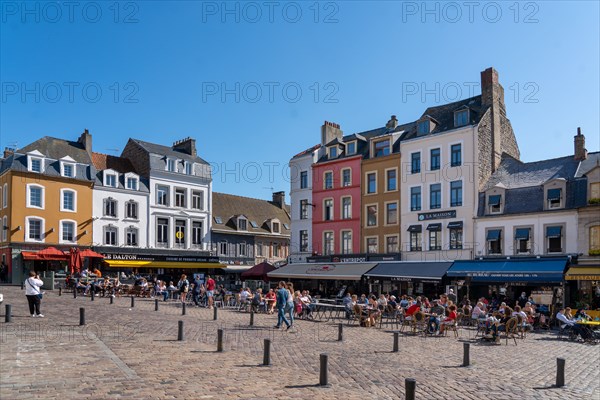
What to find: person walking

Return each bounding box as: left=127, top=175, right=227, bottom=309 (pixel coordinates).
left=274, top=281, right=291, bottom=330
left=177, top=274, right=189, bottom=304
left=285, top=282, right=295, bottom=328
left=25, top=271, right=44, bottom=318
left=206, top=275, right=216, bottom=309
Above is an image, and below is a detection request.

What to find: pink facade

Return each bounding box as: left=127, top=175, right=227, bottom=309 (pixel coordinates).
left=312, top=156, right=362, bottom=255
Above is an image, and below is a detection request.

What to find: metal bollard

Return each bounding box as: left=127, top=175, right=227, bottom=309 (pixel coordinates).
left=556, top=358, right=565, bottom=387
left=131, top=296, right=135, bottom=308
left=217, top=329, right=224, bottom=352
left=5, top=304, right=12, bottom=323
left=319, top=353, right=329, bottom=386
left=155, top=299, right=159, bottom=311
left=338, top=323, right=343, bottom=341
left=79, top=307, right=85, bottom=326
left=91, top=290, right=95, bottom=301
left=393, top=332, right=399, bottom=352
left=59, top=287, right=62, bottom=296
left=263, top=339, right=271, bottom=366
left=110, top=295, right=114, bottom=304
left=182, top=302, right=186, bottom=316
left=463, top=343, right=470, bottom=367
left=178, top=321, right=184, bottom=341
left=213, top=306, right=218, bottom=320
left=250, top=311, right=254, bottom=326
left=21, top=281, right=24, bottom=290
left=405, top=378, right=416, bottom=400
left=73, top=288, right=77, bottom=299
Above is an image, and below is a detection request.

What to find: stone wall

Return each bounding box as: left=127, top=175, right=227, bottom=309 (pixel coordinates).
left=122, top=140, right=150, bottom=177
left=477, top=110, right=494, bottom=191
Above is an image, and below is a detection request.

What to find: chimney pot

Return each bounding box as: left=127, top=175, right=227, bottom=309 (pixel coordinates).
left=272, top=191, right=285, bottom=208
left=574, top=127, right=587, bottom=161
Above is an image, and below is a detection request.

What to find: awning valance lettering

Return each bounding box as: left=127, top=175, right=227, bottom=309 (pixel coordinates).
left=446, top=258, right=568, bottom=283
left=267, top=262, right=377, bottom=281
left=104, top=260, right=223, bottom=269
left=426, top=223, right=441, bottom=231
left=565, top=267, right=600, bottom=281
left=447, top=221, right=463, bottom=229
left=364, top=262, right=452, bottom=281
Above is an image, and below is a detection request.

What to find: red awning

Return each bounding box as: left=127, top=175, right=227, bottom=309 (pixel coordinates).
left=241, top=261, right=276, bottom=281
left=80, top=249, right=105, bottom=258
left=21, top=251, right=43, bottom=261
left=35, top=247, right=69, bottom=261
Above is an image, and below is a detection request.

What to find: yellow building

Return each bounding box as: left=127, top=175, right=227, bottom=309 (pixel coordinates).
left=0, top=131, right=95, bottom=283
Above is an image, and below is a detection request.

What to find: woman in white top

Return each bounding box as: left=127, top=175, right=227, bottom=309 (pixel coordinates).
left=25, top=271, right=44, bottom=317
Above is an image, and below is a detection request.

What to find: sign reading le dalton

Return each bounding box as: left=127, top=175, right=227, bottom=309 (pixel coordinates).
left=102, top=253, right=219, bottom=263
left=418, top=210, right=456, bottom=221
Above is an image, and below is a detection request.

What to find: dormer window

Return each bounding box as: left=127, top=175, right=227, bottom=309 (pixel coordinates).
left=61, top=162, right=75, bottom=178
left=417, top=120, right=430, bottom=135
left=373, top=139, right=390, bottom=157
left=454, top=109, right=469, bottom=127
left=346, top=142, right=356, bottom=155
left=126, top=177, right=138, bottom=190
left=488, top=194, right=502, bottom=214
left=29, top=157, right=43, bottom=173
left=104, top=172, right=117, bottom=188
left=328, top=146, right=338, bottom=159
left=185, top=162, right=193, bottom=175
left=238, top=217, right=247, bottom=231
left=167, top=159, right=176, bottom=172
left=547, top=188, right=562, bottom=209
left=272, top=221, right=280, bottom=233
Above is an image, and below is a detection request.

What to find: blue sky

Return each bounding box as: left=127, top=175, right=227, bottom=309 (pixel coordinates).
left=1, top=1, right=599, bottom=200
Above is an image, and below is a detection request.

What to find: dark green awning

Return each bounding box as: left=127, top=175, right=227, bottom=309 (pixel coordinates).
left=515, top=228, right=530, bottom=240
left=546, top=226, right=562, bottom=238
left=427, top=223, right=441, bottom=231
left=488, top=195, right=501, bottom=206
left=407, top=225, right=422, bottom=233
left=547, top=188, right=561, bottom=200
left=486, top=229, right=502, bottom=241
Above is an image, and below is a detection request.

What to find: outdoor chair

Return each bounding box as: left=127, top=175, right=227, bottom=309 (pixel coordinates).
left=443, top=318, right=459, bottom=338
left=500, top=317, right=519, bottom=345
left=411, top=311, right=427, bottom=335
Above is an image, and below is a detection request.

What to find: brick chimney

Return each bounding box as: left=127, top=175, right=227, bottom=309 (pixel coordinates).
left=386, top=115, right=398, bottom=129
left=3, top=147, right=14, bottom=158
left=272, top=191, right=285, bottom=208
left=574, top=127, right=587, bottom=161
left=173, top=137, right=197, bottom=156
left=77, top=129, right=93, bottom=157
left=321, top=121, right=343, bottom=146
left=481, top=67, right=507, bottom=172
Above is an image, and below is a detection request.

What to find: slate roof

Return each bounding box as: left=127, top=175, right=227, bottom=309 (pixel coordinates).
left=291, top=144, right=321, bottom=160
left=91, top=152, right=150, bottom=192
left=130, top=138, right=209, bottom=165
left=19, top=136, right=92, bottom=164
left=575, top=151, right=600, bottom=178
left=212, top=192, right=291, bottom=236
left=477, top=153, right=588, bottom=217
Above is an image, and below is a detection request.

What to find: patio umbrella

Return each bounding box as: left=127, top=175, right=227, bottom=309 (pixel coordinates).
left=69, top=248, right=83, bottom=274
left=241, top=261, right=276, bottom=281
left=79, top=249, right=104, bottom=258
left=37, top=247, right=69, bottom=261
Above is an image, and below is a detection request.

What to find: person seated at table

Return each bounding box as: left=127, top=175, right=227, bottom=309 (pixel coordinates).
left=512, top=305, right=532, bottom=331
left=302, top=290, right=316, bottom=313
left=427, top=300, right=445, bottom=334
left=439, top=305, right=458, bottom=335
left=377, top=294, right=388, bottom=310
left=388, top=295, right=399, bottom=310
left=556, top=308, right=592, bottom=340
left=99, top=277, right=110, bottom=296
left=462, top=300, right=473, bottom=315
left=575, top=305, right=592, bottom=321
left=92, top=268, right=102, bottom=278
left=154, top=280, right=167, bottom=301
left=358, top=294, right=369, bottom=305
left=498, top=302, right=508, bottom=315
left=298, top=291, right=313, bottom=319
left=399, top=295, right=409, bottom=309
left=365, top=295, right=381, bottom=326
left=265, top=289, right=276, bottom=314
left=421, top=297, right=431, bottom=310
left=405, top=300, right=421, bottom=321
left=77, top=279, right=90, bottom=295
left=471, top=301, right=487, bottom=321
left=438, top=294, right=448, bottom=308
left=166, top=281, right=177, bottom=300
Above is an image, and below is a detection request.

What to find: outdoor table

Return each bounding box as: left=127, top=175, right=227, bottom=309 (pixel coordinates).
left=576, top=320, right=600, bottom=328
left=313, top=303, right=347, bottom=321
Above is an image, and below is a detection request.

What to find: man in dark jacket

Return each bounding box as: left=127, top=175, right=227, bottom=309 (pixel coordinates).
left=274, top=281, right=291, bottom=329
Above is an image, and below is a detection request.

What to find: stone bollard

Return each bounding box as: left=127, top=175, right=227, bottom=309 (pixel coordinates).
left=178, top=321, right=184, bottom=341
left=405, top=378, right=416, bottom=400
left=73, top=288, right=77, bottom=299
left=79, top=307, right=85, bottom=326
left=59, top=287, right=62, bottom=296
left=155, top=299, right=159, bottom=311
left=5, top=304, right=12, bottom=323
left=393, top=332, right=399, bottom=352
left=182, top=302, right=186, bottom=316
left=556, top=358, right=565, bottom=387
left=250, top=311, right=254, bottom=326
left=263, top=339, right=271, bottom=366
left=91, top=290, right=95, bottom=301
left=213, top=306, right=218, bottom=320
left=217, top=329, right=224, bottom=352
left=131, top=296, right=135, bottom=308
left=319, top=353, right=329, bottom=386
left=463, top=343, right=470, bottom=367
left=338, top=323, right=343, bottom=341
left=110, top=295, right=114, bottom=305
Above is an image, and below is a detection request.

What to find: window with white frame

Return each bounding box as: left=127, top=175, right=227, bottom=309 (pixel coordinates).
left=238, top=242, right=247, bottom=257
left=27, top=184, right=44, bottom=209
left=454, top=109, right=469, bottom=127
left=448, top=223, right=463, bottom=250
left=300, top=171, right=308, bottom=189
left=324, top=199, right=333, bottom=221
left=324, top=171, right=333, bottom=189
left=373, top=139, right=390, bottom=157
left=126, top=177, right=138, bottom=191
left=125, top=201, right=138, bottom=219
left=430, top=148, right=440, bottom=170
left=488, top=194, right=502, bottom=214
left=366, top=237, right=378, bottom=253
left=103, top=198, right=117, bottom=217
left=272, top=221, right=280, bottom=233
left=430, top=183, right=441, bottom=209
left=157, top=185, right=169, bottom=206
left=175, top=188, right=186, bottom=208
left=546, top=226, right=563, bottom=253
left=366, top=205, right=377, bottom=227
left=514, top=227, right=531, bottom=254
left=341, top=231, right=352, bottom=254
left=104, top=173, right=117, bottom=188
left=450, top=144, right=462, bottom=167
left=346, top=141, right=356, bottom=155
left=61, top=189, right=76, bottom=212
left=342, top=168, right=351, bottom=187
left=175, top=220, right=186, bottom=248
left=386, top=169, right=397, bottom=191
left=61, top=162, right=75, bottom=178
left=2, top=184, right=6, bottom=208
left=185, top=162, right=193, bottom=175
left=256, top=242, right=264, bottom=257
left=192, top=221, right=203, bottom=247
left=104, top=225, right=117, bottom=245
left=328, top=146, right=338, bottom=159
left=427, top=224, right=441, bottom=251
left=27, top=217, right=44, bottom=242
left=486, top=229, right=502, bottom=255
left=386, top=236, right=399, bottom=253
left=219, top=242, right=227, bottom=255
left=167, top=159, right=176, bottom=172
left=61, top=220, right=76, bottom=243
left=366, top=172, right=376, bottom=194
left=192, top=190, right=204, bottom=210
left=126, top=227, right=138, bottom=246
left=386, top=203, right=397, bottom=225
left=323, top=232, right=334, bottom=255
left=547, top=188, right=562, bottom=209
left=300, top=230, right=308, bottom=252
left=341, top=197, right=352, bottom=219
left=450, top=181, right=462, bottom=207
left=238, top=217, right=247, bottom=231
left=300, top=199, right=309, bottom=219
left=28, top=157, right=43, bottom=173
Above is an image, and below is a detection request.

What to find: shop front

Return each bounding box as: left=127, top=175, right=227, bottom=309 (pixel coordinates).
left=363, top=262, right=453, bottom=298
left=446, top=258, right=568, bottom=309
left=564, top=265, right=600, bottom=309
left=267, top=262, right=377, bottom=297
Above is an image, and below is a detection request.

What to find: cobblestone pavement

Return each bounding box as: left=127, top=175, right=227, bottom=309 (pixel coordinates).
left=1, top=285, right=599, bottom=400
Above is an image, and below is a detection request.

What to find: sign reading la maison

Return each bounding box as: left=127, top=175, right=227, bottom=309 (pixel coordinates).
left=418, top=210, right=456, bottom=221
left=102, top=253, right=219, bottom=263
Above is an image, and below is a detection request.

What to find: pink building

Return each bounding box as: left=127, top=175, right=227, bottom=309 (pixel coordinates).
left=312, top=154, right=362, bottom=255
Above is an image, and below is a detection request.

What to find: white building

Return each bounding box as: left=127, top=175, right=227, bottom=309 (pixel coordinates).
left=91, top=153, right=149, bottom=248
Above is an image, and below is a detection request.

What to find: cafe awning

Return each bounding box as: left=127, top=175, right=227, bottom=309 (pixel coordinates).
left=21, top=251, right=43, bottom=261
left=104, top=260, right=223, bottom=269
left=364, top=262, right=452, bottom=282
left=267, top=262, right=377, bottom=281
left=565, top=267, right=600, bottom=281
left=446, top=258, right=568, bottom=282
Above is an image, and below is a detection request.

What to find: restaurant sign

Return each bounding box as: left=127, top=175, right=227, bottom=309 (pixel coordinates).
left=306, top=264, right=336, bottom=274
left=102, top=253, right=219, bottom=263
left=418, top=210, right=456, bottom=221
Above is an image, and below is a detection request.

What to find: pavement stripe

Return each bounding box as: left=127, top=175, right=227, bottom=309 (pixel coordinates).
left=87, top=332, right=140, bottom=380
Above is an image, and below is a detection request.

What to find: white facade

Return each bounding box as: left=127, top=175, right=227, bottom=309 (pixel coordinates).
left=399, top=125, right=478, bottom=261
left=93, top=170, right=149, bottom=247
left=474, top=211, right=578, bottom=257
left=147, top=171, right=212, bottom=251
left=289, top=149, right=320, bottom=263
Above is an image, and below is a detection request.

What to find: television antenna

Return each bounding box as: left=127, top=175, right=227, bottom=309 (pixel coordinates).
left=262, top=186, right=274, bottom=192
left=105, top=148, right=120, bottom=155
